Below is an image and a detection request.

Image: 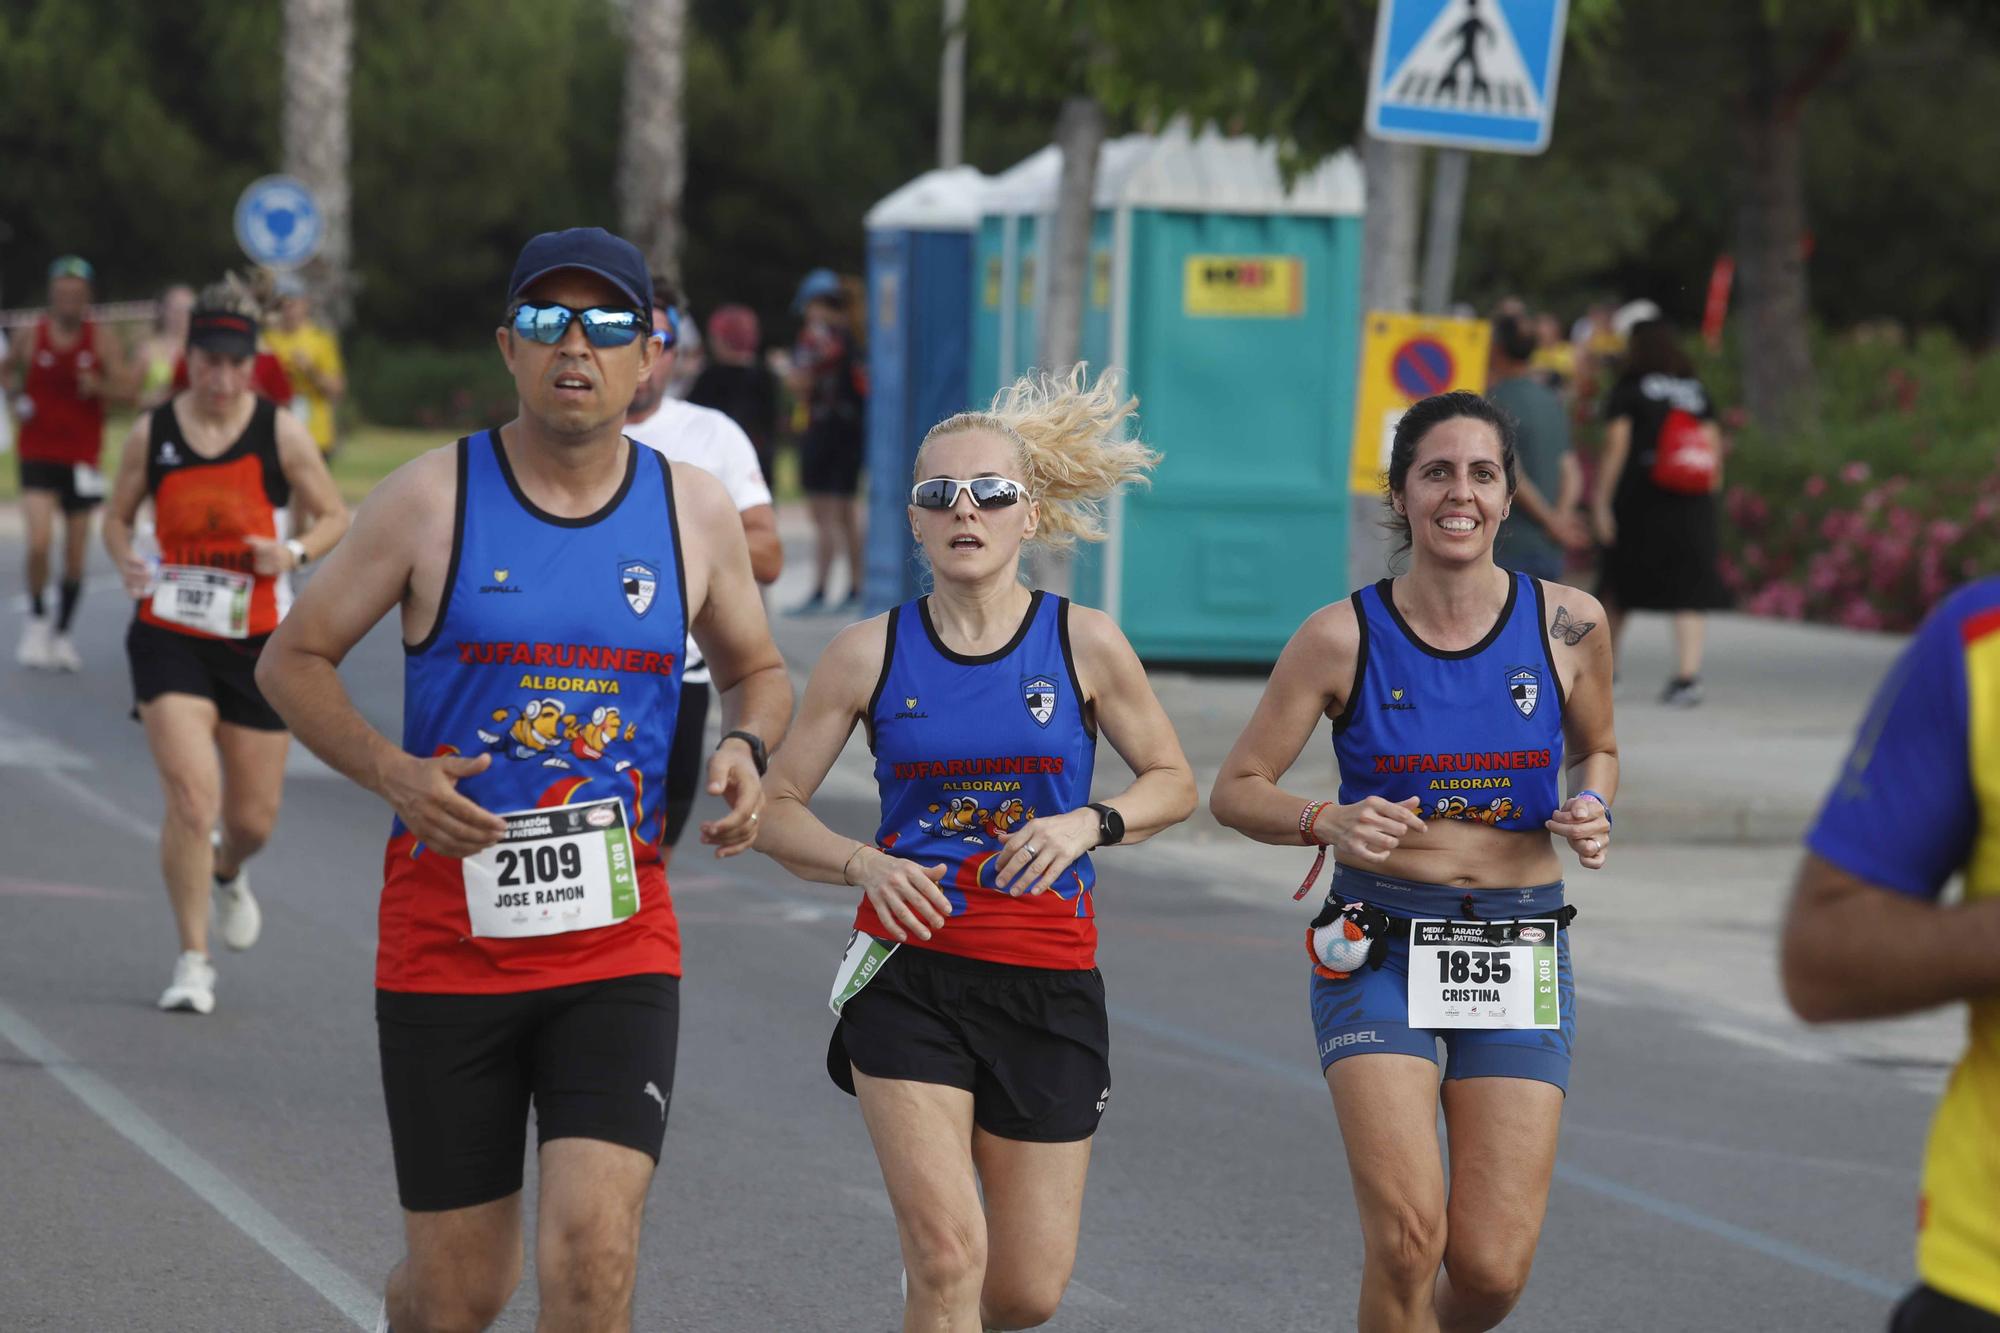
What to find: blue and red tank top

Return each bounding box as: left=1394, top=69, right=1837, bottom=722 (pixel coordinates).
left=19, top=319, right=104, bottom=465
left=1333, top=573, right=1565, bottom=830
left=861, top=590, right=1099, bottom=970
left=381, top=431, right=687, bottom=993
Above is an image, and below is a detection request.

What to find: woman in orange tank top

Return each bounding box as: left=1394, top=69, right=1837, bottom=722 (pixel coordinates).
left=100, top=276, right=350, bottom=1017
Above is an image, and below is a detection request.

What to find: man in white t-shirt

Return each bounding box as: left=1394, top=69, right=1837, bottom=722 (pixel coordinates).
left=626, top=282, right=783, bottom=869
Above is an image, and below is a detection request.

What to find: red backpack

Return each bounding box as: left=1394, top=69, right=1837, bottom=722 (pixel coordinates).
left=1649, top=407, right=1719, bottom=495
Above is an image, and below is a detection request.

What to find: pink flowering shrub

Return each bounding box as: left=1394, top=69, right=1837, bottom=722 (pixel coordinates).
left=1702, top=329, right=2000, bottom=631
left=1719, top=457, right=2000, bottom=631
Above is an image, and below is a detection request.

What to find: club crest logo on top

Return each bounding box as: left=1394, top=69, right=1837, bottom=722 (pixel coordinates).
left=1022, top=675, right=1057, bottom=727
left=1507, top=666, right=1540, bottom=719
left=620, top=560, right=658, bottom=618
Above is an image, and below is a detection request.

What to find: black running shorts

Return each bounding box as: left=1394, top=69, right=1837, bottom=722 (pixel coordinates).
left=828, top=945, right=1110, bottom=1143
left=662, top=678, right=710, bottom=848
left=376, top=973, right=680, bottom=1212
left=127, top=618, right=284, bottom=731
left=18, top=457, right=105, bottom=512
left=1891, top=1285, right=2000, bottom=1332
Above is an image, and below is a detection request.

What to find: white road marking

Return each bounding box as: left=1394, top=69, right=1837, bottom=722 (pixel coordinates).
left=0, top=997, right=376, bottom=1330
left=45, top=767, right=158, bottom=842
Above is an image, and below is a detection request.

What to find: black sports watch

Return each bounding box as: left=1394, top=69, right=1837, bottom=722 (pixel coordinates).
left=719, top=730, right=768, bottom=775
left=1087, top=802, right=1125, bottom=846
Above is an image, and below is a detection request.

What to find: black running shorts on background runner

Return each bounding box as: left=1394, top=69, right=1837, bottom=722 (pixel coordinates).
left=126, top=619, right=284, bottom=730
left=1891, top=1285, right=2000, bottom=1333
left=376, top=973, right=679, bottom=1212
left=828, top=945, right=1110, bottom=1143
left=662, top=678, right=711, bottom=847
left=17, top=457, right=105, bottom=512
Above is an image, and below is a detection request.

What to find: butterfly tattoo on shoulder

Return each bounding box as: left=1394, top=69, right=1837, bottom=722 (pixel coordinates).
left=1551, top=605, right=1597, bottom=645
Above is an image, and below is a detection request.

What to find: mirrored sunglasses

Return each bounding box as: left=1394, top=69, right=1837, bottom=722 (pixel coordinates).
left=909, top=476, right=1026, bottom=510
left=510, top=302, right=650, bottom=349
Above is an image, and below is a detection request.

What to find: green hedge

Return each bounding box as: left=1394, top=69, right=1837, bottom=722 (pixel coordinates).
left=348, top=337, right=518, bottom=431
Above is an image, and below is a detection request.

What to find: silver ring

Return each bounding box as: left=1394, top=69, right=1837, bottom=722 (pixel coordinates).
left=1025, top=844, right=1040, bottom=858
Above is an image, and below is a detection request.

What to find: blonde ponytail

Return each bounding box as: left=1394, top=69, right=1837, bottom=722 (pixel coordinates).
left=919, top=365, right=1159, bottom=550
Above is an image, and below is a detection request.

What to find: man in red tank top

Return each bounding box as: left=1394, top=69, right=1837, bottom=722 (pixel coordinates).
left=4, top=256, right=131, bottom=671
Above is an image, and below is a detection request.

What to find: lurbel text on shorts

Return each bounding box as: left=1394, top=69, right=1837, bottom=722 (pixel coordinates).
left=1320, top=1030, right=1386, bottom=1054
left=456, top=639, right=679, bottom=676
left=1372, top=750, right=1552, bottom=774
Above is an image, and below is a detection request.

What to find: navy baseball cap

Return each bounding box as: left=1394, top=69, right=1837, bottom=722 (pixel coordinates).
left=507, top=228, right=652, bottom=313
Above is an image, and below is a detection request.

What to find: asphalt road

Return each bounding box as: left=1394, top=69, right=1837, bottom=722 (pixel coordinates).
left=0, top=546, right=1941, bottom=1332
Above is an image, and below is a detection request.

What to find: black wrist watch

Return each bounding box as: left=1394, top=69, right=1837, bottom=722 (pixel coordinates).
left=719, top=730, right=767, bottom=775
left=1086, top=802, right=1125, bottom=846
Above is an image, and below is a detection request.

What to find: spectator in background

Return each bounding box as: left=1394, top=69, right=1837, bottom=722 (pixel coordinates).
left=689, top=304, right=780, bottom=491
left=1529, top=311, right=1575, bottom=395
left=137, top=284, right=196, bottom=410
left=264, top=274, right=345, bottom=457
left=786, top=267, right=866, bottom=614
left=1591, top=318, right=1730, bottom=707
left=1489, top=313, right=1587, bottom=583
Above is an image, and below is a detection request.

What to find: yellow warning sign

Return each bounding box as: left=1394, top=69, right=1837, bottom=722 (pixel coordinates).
left=1183, top=255, right=1304, bottom=318
left=982, top=257, right=1002, bottom=310
left=1019, top=255, right=1037, bottom=308
left=1090, top=250, right=1112, bottom=310
left=1348, top=311, right=1491, bottom=494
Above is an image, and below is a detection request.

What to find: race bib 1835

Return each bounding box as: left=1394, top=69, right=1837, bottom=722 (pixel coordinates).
left=1406, top=919, right=1559, bottom=1030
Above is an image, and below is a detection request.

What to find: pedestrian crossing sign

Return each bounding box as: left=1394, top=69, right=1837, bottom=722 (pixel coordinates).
left=1365, top=0, right=1568, bottom=155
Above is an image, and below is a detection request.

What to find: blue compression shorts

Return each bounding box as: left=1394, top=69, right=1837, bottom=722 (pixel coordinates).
left=1308, top=866, right=1577, bottom=1092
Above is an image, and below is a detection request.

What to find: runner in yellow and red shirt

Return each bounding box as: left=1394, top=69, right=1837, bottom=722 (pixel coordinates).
left=1785, top=576, right=2000, bottom=1332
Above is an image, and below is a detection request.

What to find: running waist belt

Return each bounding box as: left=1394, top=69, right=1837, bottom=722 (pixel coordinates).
left=1307, top=898, right=1579, bottom=977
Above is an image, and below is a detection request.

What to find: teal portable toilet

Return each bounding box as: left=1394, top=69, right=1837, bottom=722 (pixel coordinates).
left=1080, top=124, right=1365, bottom=663
left=862, top=166, right=987, bottom=611
left=969, top=136, right=1155, bottom=412
left=970, top=147, right=1058, bottom=411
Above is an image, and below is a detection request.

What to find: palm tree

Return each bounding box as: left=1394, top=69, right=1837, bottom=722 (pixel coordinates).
left=618, top=0, right=689, bottom=288
left=282, top=0, right=353, bottom=323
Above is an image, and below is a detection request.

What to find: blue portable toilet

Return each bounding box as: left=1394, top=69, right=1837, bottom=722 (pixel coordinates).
left=862, top=166, right=988, bottom=612
left=1077, top=124, right=1366, bottom=662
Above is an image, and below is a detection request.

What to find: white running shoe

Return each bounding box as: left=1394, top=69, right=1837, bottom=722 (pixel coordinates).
left=16, top=616, right=52, bottom=669
left=211, top=834, right=262, bottom=951
left=158, top=951, right=217, bottom=1014
left=47, top=632, right=81, bottom=672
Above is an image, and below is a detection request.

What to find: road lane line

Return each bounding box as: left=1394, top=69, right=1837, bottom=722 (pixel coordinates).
left=44, top=767, right=159, bottom=842
left=0, top=998, right=377, bottom=1329
left=1106, top=1003, right=1907, bottom=1302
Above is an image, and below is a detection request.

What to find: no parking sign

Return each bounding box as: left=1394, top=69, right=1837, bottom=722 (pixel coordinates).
left=1348, top=311, right=1491, bottom=493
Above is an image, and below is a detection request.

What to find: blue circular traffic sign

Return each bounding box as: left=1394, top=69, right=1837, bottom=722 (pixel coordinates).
left=234, top=175, right=324, bottom=270
left=1390, top=337, right=1454, bottom=399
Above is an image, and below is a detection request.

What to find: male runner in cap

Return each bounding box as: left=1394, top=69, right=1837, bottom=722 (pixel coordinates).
left=258, top=226, right=792, bottom=1332
left=625, top=278, right=782, bottom=873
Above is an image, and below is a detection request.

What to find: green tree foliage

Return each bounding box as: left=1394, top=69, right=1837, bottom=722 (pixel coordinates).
left=0, top=2, right=280, bottom=306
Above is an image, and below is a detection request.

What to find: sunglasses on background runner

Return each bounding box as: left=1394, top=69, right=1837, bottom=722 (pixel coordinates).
left=510, top=302, right=652, bottom=348
left=909, top=476, right=1027, bottom=510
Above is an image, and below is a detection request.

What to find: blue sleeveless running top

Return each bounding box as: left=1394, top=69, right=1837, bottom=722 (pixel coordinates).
left=860, top=590, right=1099, bottom=970
left=381, top=431, right=688, bottom=993
left=1332, top=574, right=1564, bottom=831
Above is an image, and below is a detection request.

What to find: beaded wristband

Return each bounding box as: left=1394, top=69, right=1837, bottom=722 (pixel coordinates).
left=1294, top=801, right=1333, bottom=902
left=1575, top=789, right=1613, bottom=827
